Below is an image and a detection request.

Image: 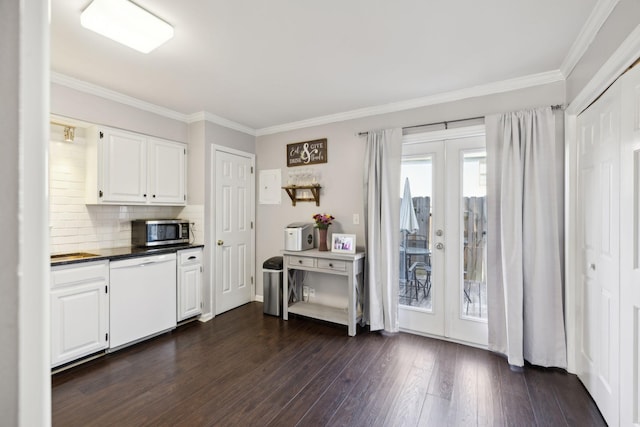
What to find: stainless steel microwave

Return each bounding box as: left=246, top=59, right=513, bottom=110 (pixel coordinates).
left=132, top=219, right=190, bottom=247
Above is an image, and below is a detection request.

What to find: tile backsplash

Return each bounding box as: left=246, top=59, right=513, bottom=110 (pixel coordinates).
left=49, top=126, right=203, bottom=254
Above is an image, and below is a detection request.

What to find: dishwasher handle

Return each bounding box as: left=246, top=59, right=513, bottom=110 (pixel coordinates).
left=110, top=254, right=177, bottom=270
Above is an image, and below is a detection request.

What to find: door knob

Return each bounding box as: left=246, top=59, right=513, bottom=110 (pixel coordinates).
left=217, top=240, right=224, bottom=246
left=435, top=242, right=444, bottom=250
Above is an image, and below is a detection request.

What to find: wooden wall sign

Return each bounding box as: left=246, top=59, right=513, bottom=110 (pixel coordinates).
left=287, top=138, right=327, bottom=167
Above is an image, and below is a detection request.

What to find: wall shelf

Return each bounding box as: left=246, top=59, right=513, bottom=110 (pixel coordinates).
left=282, top=185, right=321, bottom=206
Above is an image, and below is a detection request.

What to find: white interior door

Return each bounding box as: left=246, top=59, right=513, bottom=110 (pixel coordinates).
left=576, top=79, right=620, bottom=427
left=619, top=63, right=640, bottom=427
left=214, top=148, right=255, bottom=315
left=399, top=128, right=488, bottom=346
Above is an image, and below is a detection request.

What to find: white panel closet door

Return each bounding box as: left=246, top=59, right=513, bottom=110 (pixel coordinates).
left=576, top=75, right=620, bottom=427
left=620, top=63, right=640, bottom=427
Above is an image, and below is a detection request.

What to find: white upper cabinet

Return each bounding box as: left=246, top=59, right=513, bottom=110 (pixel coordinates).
left=85, top=126, right=187, bottom=205
left=148, top=137, right=186, bottom=205
left=101, top=127, right=147, bottom=203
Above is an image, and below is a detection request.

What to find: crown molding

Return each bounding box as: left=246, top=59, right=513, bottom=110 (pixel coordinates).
left=186, top=111, right=256, bottom=136
left=567, top=23, right=640, bottom=115
left=52, top=68, right=565, bottom=139
left=51, top=71, right=189, bottom=122
left=255, top=70, right=564, bottom=136
left=559, top=0, right=620, bottom=78
left=51, top=72, right=256, bottom=136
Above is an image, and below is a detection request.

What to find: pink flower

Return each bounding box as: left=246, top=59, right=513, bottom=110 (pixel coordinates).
left=313, top=213, right=335, bottom=229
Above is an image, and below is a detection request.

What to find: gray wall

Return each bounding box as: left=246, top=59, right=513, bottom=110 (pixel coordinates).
left=51, top=83, right=189, bottom=142
left=255, top=81, right=565, bottom=297
left=0, top=1, right=20, bottom=424
left=566, top=0, right=640, bottom=103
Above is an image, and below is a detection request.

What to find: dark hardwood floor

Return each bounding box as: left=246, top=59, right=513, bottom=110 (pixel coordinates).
left=52, top=303, right=606, bottom=426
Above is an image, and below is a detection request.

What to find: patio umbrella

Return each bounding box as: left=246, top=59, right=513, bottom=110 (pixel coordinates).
left=399, top=177, right=419, bottom=283
left=400, top=177, right=419, bottom=234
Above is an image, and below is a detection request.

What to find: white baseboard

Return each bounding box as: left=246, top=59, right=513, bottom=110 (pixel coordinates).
left=198, top=313, right=214, bottom=322
left=254, top=295, right=264, bottom=303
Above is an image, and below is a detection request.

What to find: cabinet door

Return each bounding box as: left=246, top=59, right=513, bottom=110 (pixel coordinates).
left=148, top=138, right=186, bottom=205
left=51, top=280, right=108, bottom=367
left=178, top=263, right=202, bottom=321
left=101, top=129, right=147, bottom=203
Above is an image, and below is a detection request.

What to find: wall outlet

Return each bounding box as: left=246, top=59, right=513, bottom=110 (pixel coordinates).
left=302, top=286, right=309, bottom=297
left=353, top=213, right=360, bottom=225
left=308, top=288, right=315, bottom=298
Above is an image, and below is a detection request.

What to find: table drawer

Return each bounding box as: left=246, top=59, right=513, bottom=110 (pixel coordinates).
left=317, top=259, right=347, bottom=272
left=289, top=256, right=315, bottom=268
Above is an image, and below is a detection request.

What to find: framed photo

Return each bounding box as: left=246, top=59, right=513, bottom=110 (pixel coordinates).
left=331, top=233, right=356, bottom=254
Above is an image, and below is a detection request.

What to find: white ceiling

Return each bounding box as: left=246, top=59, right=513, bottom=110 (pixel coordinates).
left=51, top=0, right=600, bottom=133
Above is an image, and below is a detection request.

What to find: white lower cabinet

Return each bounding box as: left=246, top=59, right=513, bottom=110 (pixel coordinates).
left=50, top=261, right=109, bottom=368
left=177, top=248, right=203, bottom=321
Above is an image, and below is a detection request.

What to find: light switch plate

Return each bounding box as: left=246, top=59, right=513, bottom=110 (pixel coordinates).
left=353, top=213, right=360, bottom=225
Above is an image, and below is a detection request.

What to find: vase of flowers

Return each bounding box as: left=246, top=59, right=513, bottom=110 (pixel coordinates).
left=313, top=213, right=334, bottom=251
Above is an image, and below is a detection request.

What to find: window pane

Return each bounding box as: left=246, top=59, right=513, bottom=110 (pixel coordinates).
left=400, top=158, right=433, bottom=311
left=461, top=151, right=487, bottom=320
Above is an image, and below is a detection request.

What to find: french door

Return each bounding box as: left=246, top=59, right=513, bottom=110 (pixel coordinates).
left=398, top=127, right=488, bottom=346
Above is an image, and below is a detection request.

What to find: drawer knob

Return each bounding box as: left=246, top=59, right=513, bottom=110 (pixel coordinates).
left=329, top=263, right=333, bottom=267
left=298, top=260, right=303, bottom=264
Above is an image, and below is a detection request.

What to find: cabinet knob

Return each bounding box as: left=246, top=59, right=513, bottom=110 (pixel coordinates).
left=298, top=260, right=303, bottom=264
left=329, top=263, right=333, bottom=267
left=143, top=194, right=147, bottom=197
left=153, top=194, right=156, bottom=198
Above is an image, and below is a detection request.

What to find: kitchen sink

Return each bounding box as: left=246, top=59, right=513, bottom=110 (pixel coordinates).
left=51, top=252, right=99, bottom=261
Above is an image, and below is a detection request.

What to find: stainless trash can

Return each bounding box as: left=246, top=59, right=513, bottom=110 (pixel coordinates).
left=263, top=256, right=283, bottom=316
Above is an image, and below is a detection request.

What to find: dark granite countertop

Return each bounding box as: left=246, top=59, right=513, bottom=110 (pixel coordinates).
left=51, top=244, right=205, bottom=267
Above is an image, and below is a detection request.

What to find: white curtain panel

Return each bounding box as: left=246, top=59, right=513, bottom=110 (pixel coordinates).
left=363, top=128, right=401, bottom=332
left=486, top=107, right=567, bottom=368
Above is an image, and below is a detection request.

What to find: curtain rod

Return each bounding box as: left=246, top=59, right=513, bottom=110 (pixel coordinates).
left=357, top=104, right=564, bottom=137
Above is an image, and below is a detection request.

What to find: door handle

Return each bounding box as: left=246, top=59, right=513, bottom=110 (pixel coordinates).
left=217, top=240, right=224, bottom=246
left=435, top=242, right=444, bottom=250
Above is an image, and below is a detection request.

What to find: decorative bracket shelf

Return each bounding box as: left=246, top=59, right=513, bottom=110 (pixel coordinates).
left=282, top=185, right=321, bottom=206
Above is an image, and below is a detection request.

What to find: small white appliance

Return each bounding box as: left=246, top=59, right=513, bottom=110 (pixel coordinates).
left=285, top=223, right=315, bottom=251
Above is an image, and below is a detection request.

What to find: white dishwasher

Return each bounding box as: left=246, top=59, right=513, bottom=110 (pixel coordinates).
left=109, top=252, right=177, bottom=350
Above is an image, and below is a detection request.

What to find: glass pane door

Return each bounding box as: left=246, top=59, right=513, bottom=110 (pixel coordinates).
left=398, top=140, right=445, bottom=337
left=399, top=130, right=488, bottom=346
left=399, top=157, right=433, bottom=310
left=461, top=151, right=487, bottom=320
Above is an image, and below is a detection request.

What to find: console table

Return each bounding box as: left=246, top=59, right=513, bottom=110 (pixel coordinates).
left=282, top=249, right=365, bottom=336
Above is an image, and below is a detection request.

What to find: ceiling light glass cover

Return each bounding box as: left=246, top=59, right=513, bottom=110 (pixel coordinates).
left=80, top=0, right=174, bottom=54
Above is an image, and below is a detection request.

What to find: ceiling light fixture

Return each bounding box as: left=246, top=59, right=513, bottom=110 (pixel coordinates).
left=80, top=0, right=174, bottom=54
